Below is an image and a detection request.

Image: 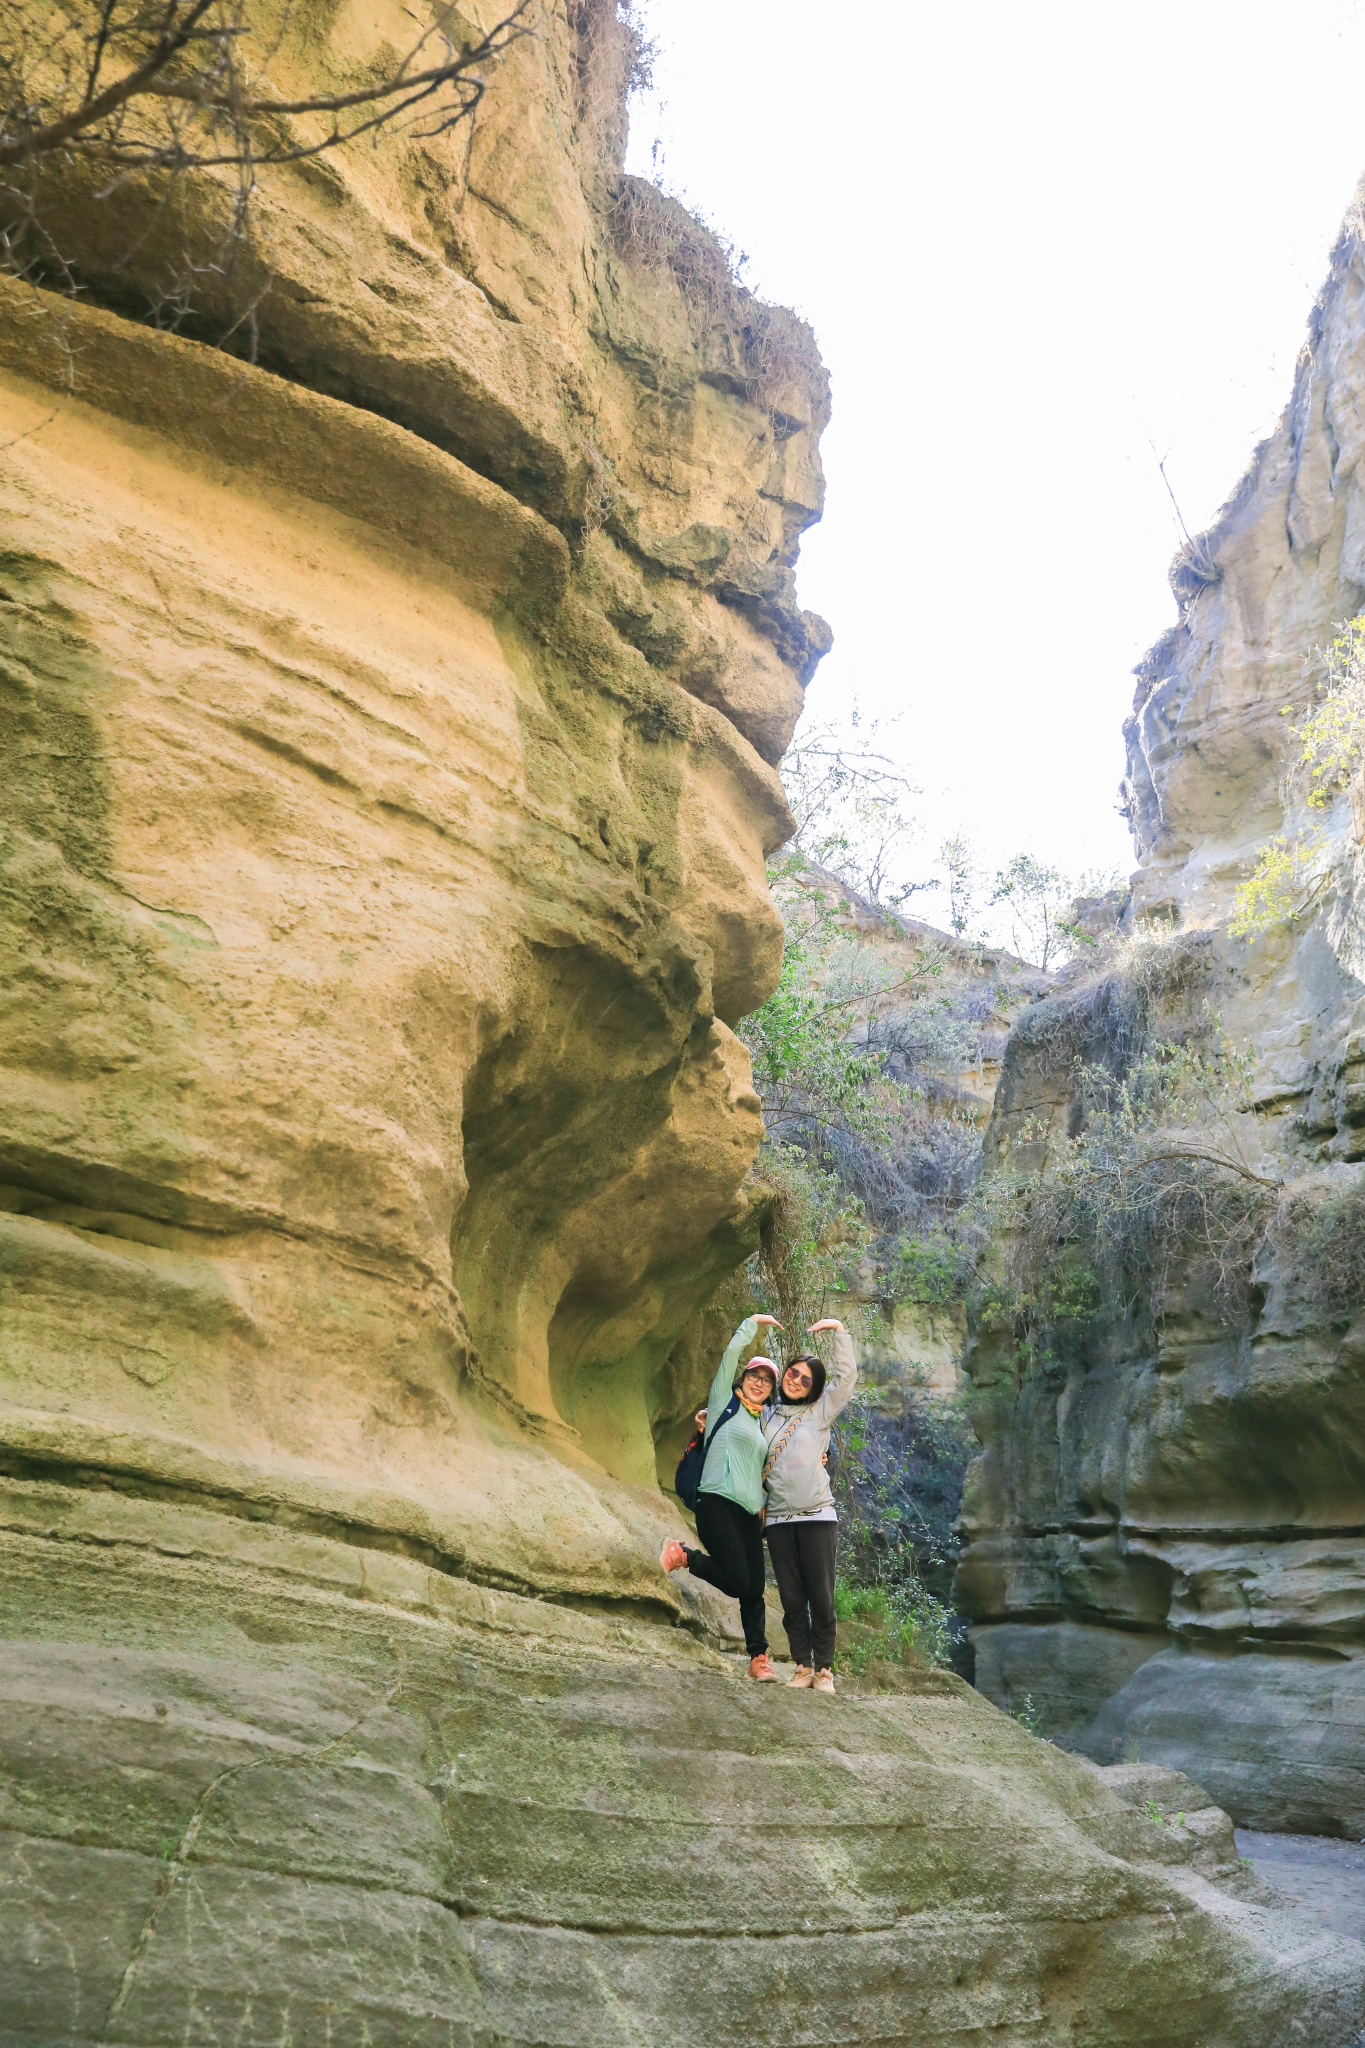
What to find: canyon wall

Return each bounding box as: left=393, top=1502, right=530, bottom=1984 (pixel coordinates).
left=0, top=0, right=832, bottom=1579
left=957, top=183, right=1365, bottom=1839
left=3, top=6, right=1363, bottom=2040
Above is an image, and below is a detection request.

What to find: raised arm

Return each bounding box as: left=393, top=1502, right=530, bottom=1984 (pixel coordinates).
left=807, top=1319, right=858, bottom=1425
left=705, top=1316, right=755, bottom=1422
left=704, top=1314, right=781, bottom=1423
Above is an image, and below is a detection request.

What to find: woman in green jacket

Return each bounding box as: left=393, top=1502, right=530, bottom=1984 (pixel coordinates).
left=660, top=1311, right=783, bottom=1680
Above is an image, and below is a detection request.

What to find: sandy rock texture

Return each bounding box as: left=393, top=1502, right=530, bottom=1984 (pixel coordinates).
left=956, top=183, right=1365, bottom=1837
left=3, top=1496, right=1364, bottom=2048
left=3, top=2, right=1362, bottom=2036
left=0, top=0, right=833, bottom=1592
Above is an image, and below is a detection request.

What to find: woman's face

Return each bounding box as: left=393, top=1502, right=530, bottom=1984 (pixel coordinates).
left=740, top=1365, right=776, bottom=1409
left=782, top=1361, right=814, bottom=1401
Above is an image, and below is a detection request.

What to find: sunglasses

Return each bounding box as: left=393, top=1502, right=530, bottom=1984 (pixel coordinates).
left=784, top=1365, right=813, bottom=1385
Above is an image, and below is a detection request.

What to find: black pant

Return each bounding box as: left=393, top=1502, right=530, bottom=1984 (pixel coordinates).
left=766, top=1521, right=838, bottom=1669
left=686, top=1493, right=768, bottom=1657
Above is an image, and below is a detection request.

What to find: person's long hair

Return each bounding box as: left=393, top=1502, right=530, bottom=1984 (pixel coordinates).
left=781, top=1352, right=826, bottom=1406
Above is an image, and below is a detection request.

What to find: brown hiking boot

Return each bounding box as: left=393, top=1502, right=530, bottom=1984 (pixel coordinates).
left=787, top=1664, right=814, bottom=1688
left=748, top=1652, right=779, bottom=1682
left=812, top=1668, right=835, bottom=1693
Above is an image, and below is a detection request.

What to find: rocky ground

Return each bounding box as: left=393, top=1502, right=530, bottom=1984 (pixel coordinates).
left=4, top=1494, right=1365, bottom=2048
left=1238, top=1829, right=1365, bottom=1944
left=5, top=1, right=1363, bottom=2037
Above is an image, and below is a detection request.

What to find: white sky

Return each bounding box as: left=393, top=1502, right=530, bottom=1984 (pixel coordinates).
left=624, top=0, right=1365, bottom=928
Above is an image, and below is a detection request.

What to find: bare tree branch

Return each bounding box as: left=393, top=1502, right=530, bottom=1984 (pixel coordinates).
left=1, top=1, right=533, bottom=175
left=0, top=0, right=220, bottom=167
left=0, top=0, right=536, bottom=330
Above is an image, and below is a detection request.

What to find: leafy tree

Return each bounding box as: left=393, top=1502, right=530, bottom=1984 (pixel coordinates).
left=939, top=832, right=982, bottom=938
left=740, top=889, right=902, bottom=1150
left=989, top=852, right=1075, bottom=971
left=777, top=712, right=936, bottom=915
left=739, top=874, right=989, bottom=1344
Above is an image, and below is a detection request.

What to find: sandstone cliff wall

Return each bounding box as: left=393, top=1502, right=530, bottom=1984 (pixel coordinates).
left=0, top=0, right=831, bottom=1600
left=956, top=182, right=1365, bottom=1840
left=3, top=8, right=1363, bottom=2040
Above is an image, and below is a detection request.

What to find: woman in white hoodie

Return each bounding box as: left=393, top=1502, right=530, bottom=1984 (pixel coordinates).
left=761, top=1318, right=858, bottom=1692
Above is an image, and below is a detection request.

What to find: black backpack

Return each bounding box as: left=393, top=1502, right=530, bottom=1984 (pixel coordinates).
left=674, top=1392, right=740, bottom=1511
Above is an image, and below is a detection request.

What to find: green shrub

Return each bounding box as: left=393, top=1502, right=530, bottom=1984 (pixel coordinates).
left=745, top=1139, right=864, bottom=1336
left=884, top=1231, right=971, bottom=1308
left=1294, top=613, right=1365, bottom=808
left=830, top=1560, right=962, bottom=1677
left=1231, top=830, right=1327, bottom=939
left=1231, top=612, right=1365, bottom=940
left=848, top=1584, right=888, bottom=1624
left=829, top=1384, right=975, bottom=1592
left=978, top=1001, right=1276, bottom=1356
left=1276, top=1174, right=1365, bottom=1323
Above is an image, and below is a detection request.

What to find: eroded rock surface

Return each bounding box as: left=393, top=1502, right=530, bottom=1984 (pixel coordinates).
left=2, top=3, right=1362, bottom=2038
left=3, top=1499, right=1363, bottom=2048
left=956, top=182, right=1365, bottom=1839
left=0, top=0, right=835, bottom=1576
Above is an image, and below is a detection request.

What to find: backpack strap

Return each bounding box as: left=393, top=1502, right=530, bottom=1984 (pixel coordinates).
left=762, top=1410, right=808, bottom=1484
left=701, top=1391, right=741, bottom=1463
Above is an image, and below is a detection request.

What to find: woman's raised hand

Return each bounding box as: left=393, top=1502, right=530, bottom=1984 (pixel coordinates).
left=753, top=1314, right=784, bottom=1330
left=807, top=1318, right=844, bottom=1334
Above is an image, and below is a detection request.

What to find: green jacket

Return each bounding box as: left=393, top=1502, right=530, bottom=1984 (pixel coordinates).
left=697, top=1315, right=769, bottom=1515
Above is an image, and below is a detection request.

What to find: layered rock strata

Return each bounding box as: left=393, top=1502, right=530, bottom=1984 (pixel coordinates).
left=2, top=3, right=1362, bottom=2037
left=957, top=183, right=1365, bottom=1839
left=0, top=0, right=832, bottom=1572
left=4, top=1497, right=1364, bottom=2048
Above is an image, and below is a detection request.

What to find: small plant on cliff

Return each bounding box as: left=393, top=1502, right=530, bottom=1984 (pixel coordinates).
left=610, top=176, right=823, bottom=414
left=1292, top=612, right=1365, bottom=808
left=1230, top=830, right=1329, bottom=940
left=1233, top=612, right=1365, bottom=940
left=569, top=0, right=654, bottom=154
left=1011, top=1694, right=1047, bottom=1738
left=983, top=1005, right=1278, bottom=1349
left=1272, top=1172, right=1365, bottom=1324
